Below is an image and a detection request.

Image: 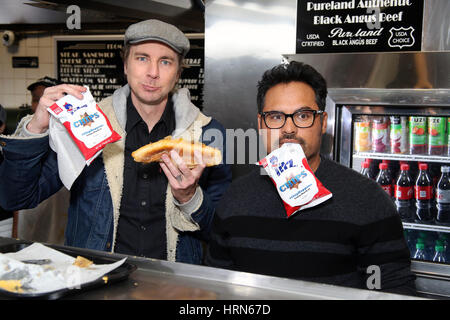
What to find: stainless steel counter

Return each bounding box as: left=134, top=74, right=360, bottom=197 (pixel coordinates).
left=0, top=237, right=423, bottom=300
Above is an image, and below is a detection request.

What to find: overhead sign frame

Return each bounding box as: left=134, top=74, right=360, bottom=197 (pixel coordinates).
left=296, top=0, right=424, bottom=54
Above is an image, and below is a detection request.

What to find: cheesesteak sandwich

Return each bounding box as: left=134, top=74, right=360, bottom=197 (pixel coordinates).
left=131, top=136, right=222, bottom=167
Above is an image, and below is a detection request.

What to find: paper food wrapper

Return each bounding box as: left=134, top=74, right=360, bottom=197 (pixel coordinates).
left=47, top=86, right=121, bottom=189
left=257, top=143, right=332, bottom=218
left=0, top=243, right=126, bottom=296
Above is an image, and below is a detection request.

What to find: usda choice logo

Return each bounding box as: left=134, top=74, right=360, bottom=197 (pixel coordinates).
left=388, top=26, right=415, bottom=49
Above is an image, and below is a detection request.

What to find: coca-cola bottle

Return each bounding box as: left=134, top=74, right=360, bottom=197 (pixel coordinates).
left=395, top=163, right=414, bottom=221
left=360, top=161, right=372, bottom=179
left=398, top=161, right=409, bottom=181
left=436, top=166, right=450, bottom=224
left=415, top=163, right=434, bottom=222
left=376, top=162, right=393, bottom=197
left=382, top=160, right=393, bottom=185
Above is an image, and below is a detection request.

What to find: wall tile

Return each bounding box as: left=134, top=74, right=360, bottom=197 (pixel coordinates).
left=25, top=46, right=39, bottom=57
left=3, top=78, right=14, bottom=95
left=38, top=36, right=53, bottom=48
left=39, top=47, right=53, bottom=64
left=15, top=94, right=27, bottom=107
left=3, top=62, right=13, bottom=76
left=12, top=68, right=26, bottom=79
left=2, top=95, right=16, bottom=109
left=14, top=79, right=26, bottom=94
left=15, top=43, right=27, bottom=56
left=26, top=68, right=40, bottom=81
left=40, top=63, right=55, bottom=78
left=0, top=64, right=5, bottom=79
left=26, top=37, right=39, bottom=48
left=0, top=47, right=8, bottom=64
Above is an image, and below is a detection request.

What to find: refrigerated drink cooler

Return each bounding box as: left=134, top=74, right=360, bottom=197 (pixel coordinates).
left=329, top=88, right=450, bottom=298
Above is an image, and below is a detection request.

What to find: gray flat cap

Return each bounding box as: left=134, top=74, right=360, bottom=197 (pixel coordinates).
left=124, top=19, right=190, bottom=57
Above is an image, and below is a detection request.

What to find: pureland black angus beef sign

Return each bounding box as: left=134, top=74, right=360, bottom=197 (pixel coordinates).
left=296, top=0, right=424, bottom=53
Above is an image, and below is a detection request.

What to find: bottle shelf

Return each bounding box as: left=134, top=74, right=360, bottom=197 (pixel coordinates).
left=402, top=222, right=450, bottom=233
left=354, top=152, right=450, bottom=163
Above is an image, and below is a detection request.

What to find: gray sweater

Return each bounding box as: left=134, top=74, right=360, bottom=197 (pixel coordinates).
left=206, top=157, right=417, bottom=296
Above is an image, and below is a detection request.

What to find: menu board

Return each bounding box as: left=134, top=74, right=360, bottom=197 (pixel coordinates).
left=56, top=37, right=126, bottom=101
left=296, top=0, right=424, bottom=53
left=180, top=37, right=204, bottom=110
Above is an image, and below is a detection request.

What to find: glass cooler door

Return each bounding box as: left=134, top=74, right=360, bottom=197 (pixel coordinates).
left=332, top=89, right=450, bottom=272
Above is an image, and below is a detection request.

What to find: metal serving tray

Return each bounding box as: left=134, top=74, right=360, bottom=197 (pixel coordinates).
left=0, top=242, right=137, bottom=300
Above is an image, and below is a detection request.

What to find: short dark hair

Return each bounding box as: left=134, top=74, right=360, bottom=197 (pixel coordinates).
left=256, top=61, right=328, bottom=113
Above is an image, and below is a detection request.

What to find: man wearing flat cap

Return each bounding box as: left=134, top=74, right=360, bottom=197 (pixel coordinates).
left=0, top=20, right=231, bottom=264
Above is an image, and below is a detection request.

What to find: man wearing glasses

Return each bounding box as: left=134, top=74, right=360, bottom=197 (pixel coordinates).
left=206, top=61, right=416, bottom=296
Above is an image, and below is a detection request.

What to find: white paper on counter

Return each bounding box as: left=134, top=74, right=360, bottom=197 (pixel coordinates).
left=0, top=243, right=126, bottom=295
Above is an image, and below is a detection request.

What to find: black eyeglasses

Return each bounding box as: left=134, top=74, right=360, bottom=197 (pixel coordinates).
left=260, top=109, right=324, bottom=129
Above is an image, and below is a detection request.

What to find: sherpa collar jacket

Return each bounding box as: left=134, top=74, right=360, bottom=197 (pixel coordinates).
left=0, top=86, right=231, bottom=264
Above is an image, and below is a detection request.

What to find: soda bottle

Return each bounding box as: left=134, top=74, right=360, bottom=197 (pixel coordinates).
left=372, top=116, right=389, bottom=153
left=436, top=166, right=450, bottom=224
left=432, top=241, right=447, bottom=263
left=360, top=161, right=371, bottom=179
left=376, top=162, right=393, bottom=197
left=382, top=160, right=394, bottom=185
left=417, top=231, right=436, bottom=258
left=395, top=163, right=414, bottom=221
left=398, top=161, right=409, bottom=180
left=428, top=117, right=446, bottom=156
left=390, top=116, right=408, bottom=154
left=354, top=116, right=371, bottom=152
left=439, top=233, right=450, bottom=261
left=415, top=163, right=434, bottom=222
left=413, top=241, right=428, bottom=261
left=409, top=116, right=427, bottom=154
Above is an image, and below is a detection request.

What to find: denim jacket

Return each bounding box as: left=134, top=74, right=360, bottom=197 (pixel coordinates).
left=0, top=86, right=231, bottom=265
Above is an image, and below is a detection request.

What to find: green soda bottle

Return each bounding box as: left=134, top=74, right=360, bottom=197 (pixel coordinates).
left=428, top=117, right=446, bottom=155
left=409, top=116, right=427, bottom=154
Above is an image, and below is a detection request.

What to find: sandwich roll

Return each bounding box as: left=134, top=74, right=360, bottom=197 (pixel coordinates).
left=131, top=136, right=222, bottom=168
